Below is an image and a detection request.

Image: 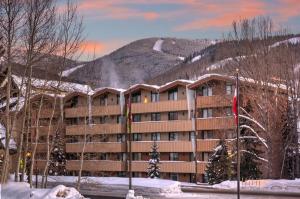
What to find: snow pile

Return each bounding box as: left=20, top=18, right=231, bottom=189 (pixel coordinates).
left=213, top=179, right=300, bottom=192
left=1, top=182, right=84, bottom=199
left=191, top=55, right=202, bottom=63
left=153, top=39, right=164, bottom=52
left=62, top=64, right=86, bottom=77
left=270, top=37, right=300, bottom=48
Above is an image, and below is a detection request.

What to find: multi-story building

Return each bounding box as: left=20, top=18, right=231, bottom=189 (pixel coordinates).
left=8, top=73, right=287, bottom=183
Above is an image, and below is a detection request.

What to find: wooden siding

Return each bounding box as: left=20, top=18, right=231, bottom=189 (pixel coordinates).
left=131, top=100, right=188, bottom=113
left=31, top=125, right=58, bottom=136
left=196, top=95, right=232, bottom=108
left=132, top=161, right=195, bottom=173
left=197, top=161, right=208, bottom=174
left=131, top=120, right=193, bottom=133
left=196, top=117, right=235, bottom=130
left=66, top=124, right=122, bottom=135
left=66, top=142, right=126, bottom=153
left=65, top=107, right=88, bottom=118
left=131, top=141, right=193, bottom=152
left=32, top=109, right=60, bottom=119
left=197, top=139, right=219, bottom=152
left=66, top=160, right=125, bottom=171
left=91, top=105, right=121, bottom=116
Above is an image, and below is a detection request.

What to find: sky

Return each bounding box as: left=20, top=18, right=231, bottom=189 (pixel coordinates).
left=71, top=0, right=300, bottom=60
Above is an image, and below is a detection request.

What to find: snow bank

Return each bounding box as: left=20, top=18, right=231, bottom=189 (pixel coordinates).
left=1, top=182, right=84, bottom=199
left=62, top=64, right=86, bottom=77
left=153, top=39, right=164, bottom=52
left=213, top=179, right=300, bottom=192
left=270, top=37, right=300, bottom=48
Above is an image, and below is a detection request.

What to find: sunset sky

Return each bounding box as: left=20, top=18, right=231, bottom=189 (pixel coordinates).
left=73, top=0, right=300, bottom=59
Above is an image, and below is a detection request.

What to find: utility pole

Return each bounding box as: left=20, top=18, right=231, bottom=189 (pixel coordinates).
left=236, top=69, right=241, bottom=199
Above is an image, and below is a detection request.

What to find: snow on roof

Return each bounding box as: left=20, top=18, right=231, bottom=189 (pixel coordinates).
left=270, top=37, right=300, bottom=48
left=153, top=39, right=164, bottom=52
left=61, top=64, right=86, bottom=77
left=12, top=75, right=92, bottom=94
left=94, top=87, right=126, bottom=93
left=126, top=83, right=160, bottom=93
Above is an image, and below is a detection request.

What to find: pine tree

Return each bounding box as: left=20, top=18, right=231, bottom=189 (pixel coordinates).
left=240, top=100, right=263, bottom=181
left=147, top=141, right=160, bottom=178
left=206, top=139, right=232, bottom=185
left=48, top=130, right=66, bottom=176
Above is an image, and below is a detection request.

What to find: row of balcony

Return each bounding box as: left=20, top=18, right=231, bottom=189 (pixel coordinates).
left=31, top=140, right=226, bottom=153
left=64, top=117, right=234, bottom=135
left=63, top=95, right=232, bottom=118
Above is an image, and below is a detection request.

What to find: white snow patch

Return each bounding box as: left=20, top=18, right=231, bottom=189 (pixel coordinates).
left=191, top=55, right=202, bottom=63
left=62, top=64, right=86, bottom=77
left=178, top=56, right=185, bottom=61
left=206, top=56, right=246, bottom=71
left=270, top=37, right=300, bottom=48
left=153, top=39, right=164, bottom=52
left=0, top=123, right=17, bottom=150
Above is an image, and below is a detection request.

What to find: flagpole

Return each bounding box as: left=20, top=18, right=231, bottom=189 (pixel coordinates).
left=128, top=92, right=132, bottom=191
left=236, top=69, right=240, bottom=199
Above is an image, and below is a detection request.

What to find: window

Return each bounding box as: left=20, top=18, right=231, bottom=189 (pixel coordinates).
left=151, top=133, right=160, bottom=141
left=133, top=153, right=141, bottom=160
left=169, top=132, right=178, bottom=141
left=100, top=95, right=108, bottom=106
left=132, top=114, right=141, bottom=122
left=226, top=130, right=236, bottom=139
left=201, top=131, right=213, bottom=139
left=225, top=107, right=233, bottom=116
left=70, top=96, right=78, bottom=108
left=117, top=115, right=122, bottom=124
left=100, top=153, right=107, bottom=160
left=170, top=173, right=178, bottom=181
left=133, top=133, right=142, bottom=141
left=202, top=85, right=212, bottom=96
left=117, top=153, right=126, bottom=161
left=168, top=88, right=178, bottom=101
left=117, top=95, right=120, bottom=105
left=131, top=92, right=141, bottom=103
left=202, top=152, right=212, bottom=161
left=170, top=153, right=179, bottom=161
left=151, top=92, right=159, bottom=102
left=100, top=116, right=108, bottom=124
left=202, top=109, right=212, bottom=118
left=226, top=83, right=233, bottom=95
left=117, top=134, right=126, bottom=142
left=168, top=112, right=178, bottom=120
left=189, top=132, right=195, bottom=141
left=151, top=113, right=161, bottom=121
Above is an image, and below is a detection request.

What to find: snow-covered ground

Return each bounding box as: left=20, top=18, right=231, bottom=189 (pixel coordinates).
left=153, top=39, right=164, bottom=52
left=1, top=182, right=84, bottom=199
left=61, top=64, right=86, bottom=77
left=191, top=55, right=202, bottom=63
left=270, top=37, right=300, bottom=48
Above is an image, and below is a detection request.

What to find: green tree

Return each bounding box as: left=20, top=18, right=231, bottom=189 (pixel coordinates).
left=147, top=141, right=160, bottom=178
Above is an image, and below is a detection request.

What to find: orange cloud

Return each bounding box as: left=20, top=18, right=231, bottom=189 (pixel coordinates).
left=80, top=41, right=106, bottom=56
left=144, top=12, right=159, bottom=20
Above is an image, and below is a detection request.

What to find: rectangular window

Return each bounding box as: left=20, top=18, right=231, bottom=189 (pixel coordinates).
left=133, top=133, right=142, bottom=141
left=151, top=92, right=159, bottom=102
left=169, top=132, right=178, bottom=141
left=117, top=95, right=120, bottom=105
left=201, top=131, right=213, bottom=139
left=132, top=114, right=141, bottom=122
left=170, top=152, right=179, bottom=161
left=100, top=95, right=108, bottom=106
left=168, top=88, right=178, bottom=101
left=117, top=134, right=125, bottom=142
left=100, top=116, right=108, bottom=124
left=100, top=153, right=107, bottom=160
left=151, top=133, right=161, bottom=141
left=226, top=83, right=233, bottom=95
left=202, top=109, right=212, bottom=118
left=202, top=152, right=212, bottom=161
left=131, top=92, right=141, bottom=103
left=225, top=107, right=233, bottom=116
left=202, top=86, right=212, bottom=96
left=151, top=113, right=161, bottom=121
left=117, top=115, right=122, bottom=124
left=133, top=153, right=141, bottom=161
left=189, top=132, right=195, bottom=141
left=170, top=173, right=178, bottom=181
left=168, top=112, right=178, bottom=120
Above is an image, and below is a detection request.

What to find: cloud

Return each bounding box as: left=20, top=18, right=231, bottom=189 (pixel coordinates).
left=275, top=0, right=300, bottom=20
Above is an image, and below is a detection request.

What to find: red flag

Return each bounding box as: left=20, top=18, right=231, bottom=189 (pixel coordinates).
left=232, top=88, right=238, bottom=124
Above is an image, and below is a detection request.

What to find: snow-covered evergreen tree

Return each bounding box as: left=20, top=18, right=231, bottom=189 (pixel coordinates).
left=206, top=139, right=232, bottom=185
left=147, top=141, right=160, bottom=178
left=48, top=130, right=66, bottom=176
left=240, top=100, right=263, bottom=181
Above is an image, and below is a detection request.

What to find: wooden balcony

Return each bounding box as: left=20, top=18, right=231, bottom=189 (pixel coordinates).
left=66, top=160, right=126, bottom=171
left=131, top=100, right=188, bottom=114
left=131, top=120, right=193, bottom=133
left=31, top=125, right=59, bottom=137
left=65, top=107, right=88, bottom=118
left=196, top=95, right=232, bottom=108
left=197, top=161, right=208, bottom=174
left=34, top=160, right=47, bottom=169
left=32, top=109, right=60, bottom=119
left=131, top=141, right=193, bottom=152
left=132, top=161, right=195, bottom=173
left=92, top=105, right=121, bottom=116
left=32, top=143, right=49, bottom=152
left=196, top=117, right=235, bottom=130
left=66, top=142, right=126, bottom=153
left=66, top=124, right=122, bottom=135
left=197, top=139, right=219, bottom=152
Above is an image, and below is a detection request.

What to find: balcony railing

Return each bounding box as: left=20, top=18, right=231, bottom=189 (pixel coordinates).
left=131, top=100, right=188, bottom=113
left=196, top=139, right=219, bottom=152
left=91, top=105, right=121, bottom=116
left=197, top=161, right=208, bottom=174
left=131, top=120, right=193, bottom=133
left=66, top=123, right=122, bottom=135
left=66, top=160, right=126, bottom=171
left=131, top=141, right=193, bottom=152
left=196, top=95, right=232, bottom=108
left=132, top=161, right=195, bottom=173
left=196, top=117, right=235, bottom=130
left=30, top=125, right=59, bottom=137
left=66, top=142, right=126, bottom=153
left=65, top=107, right=88, bottom=118
left=32, top=109, right=60, bottom=119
